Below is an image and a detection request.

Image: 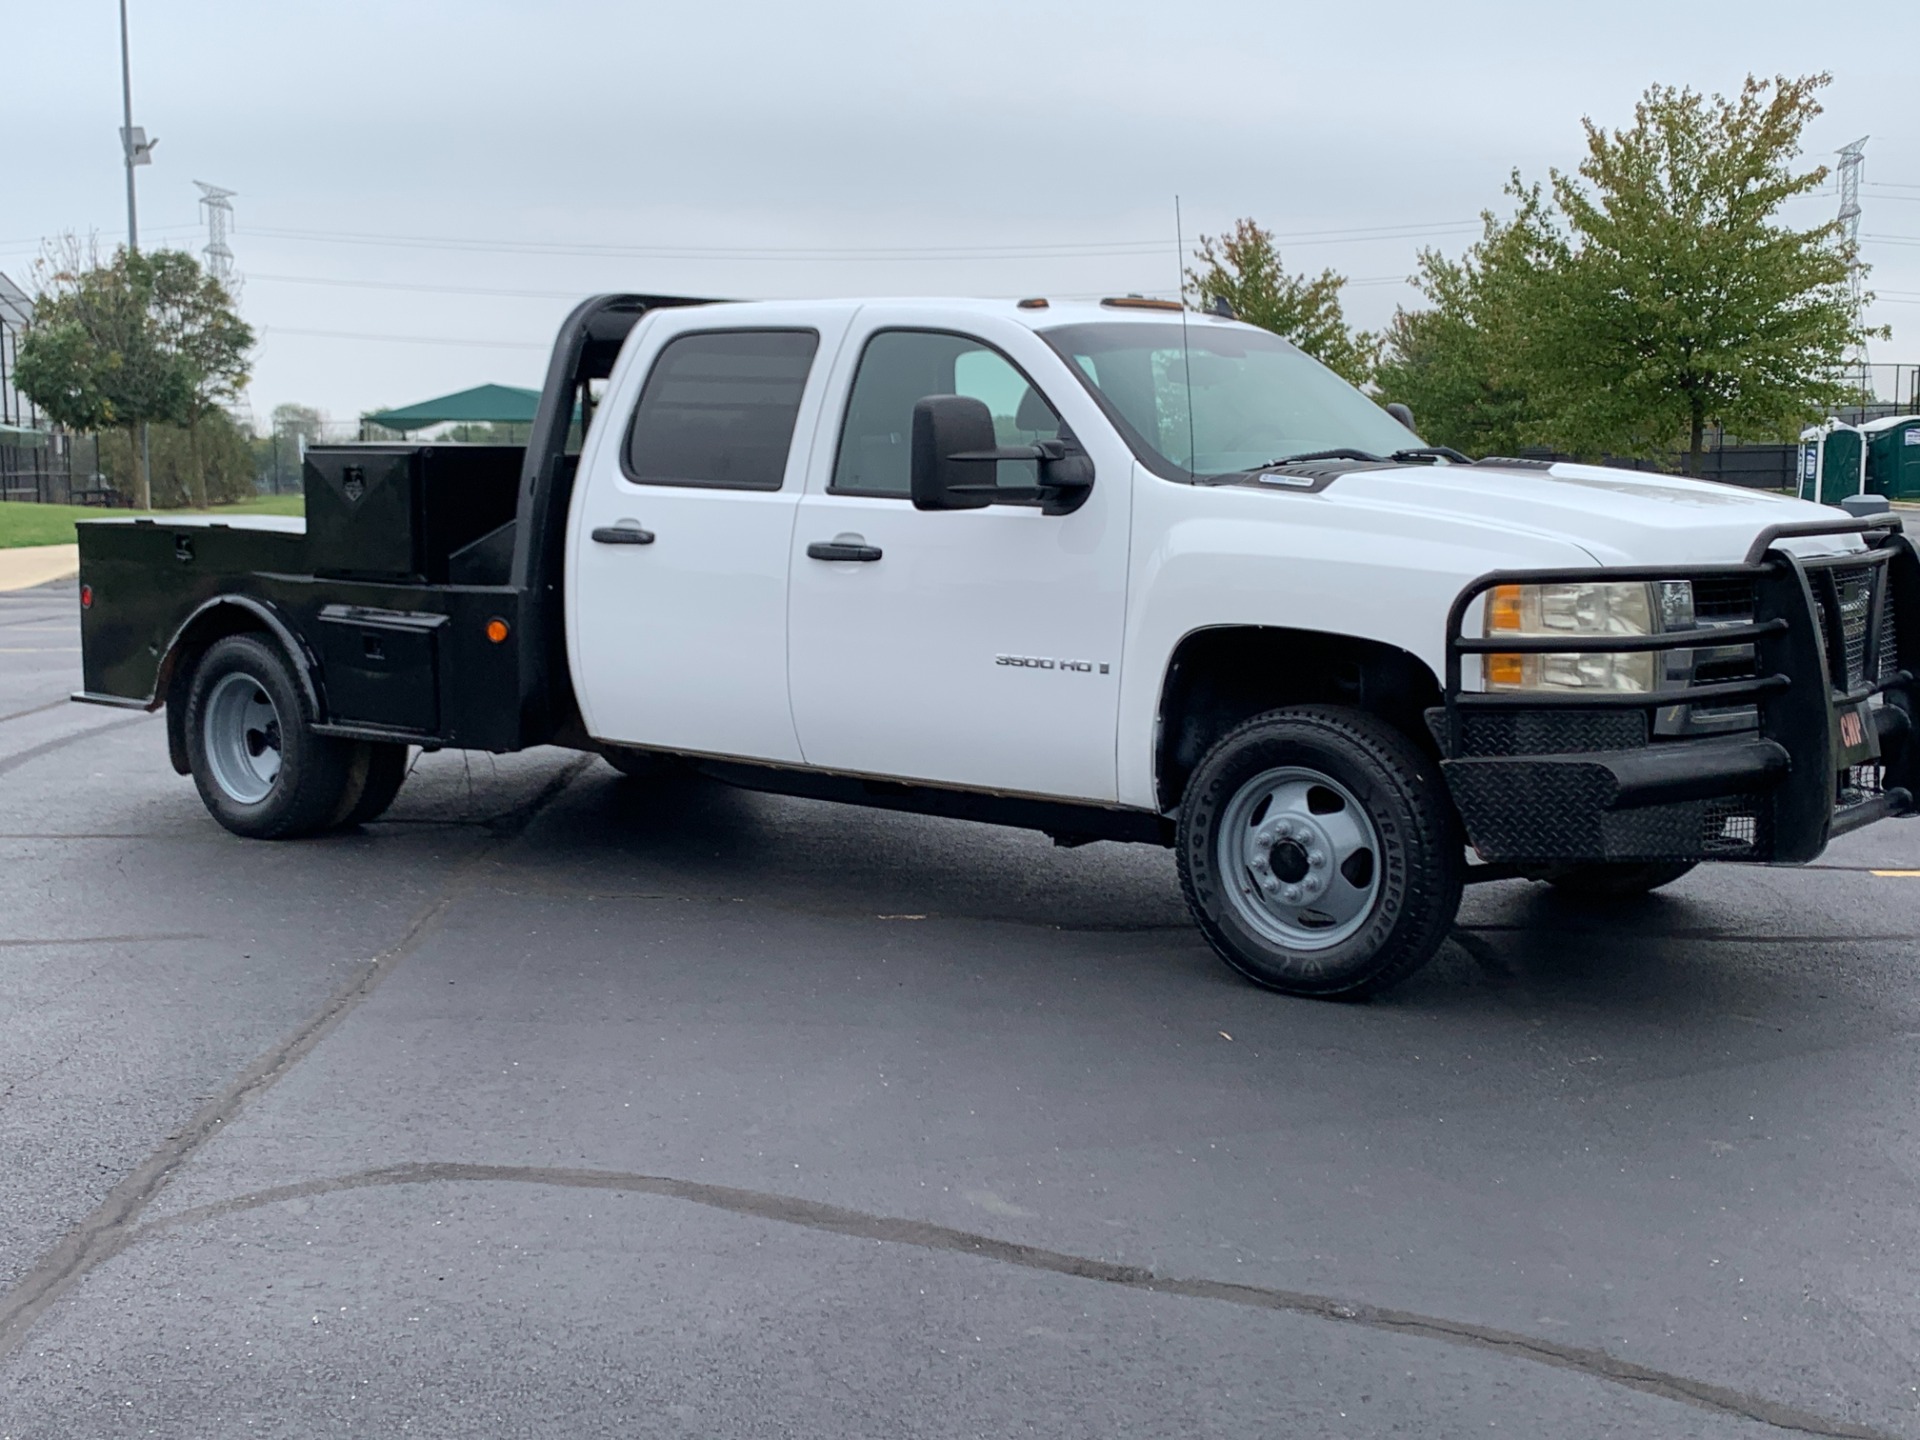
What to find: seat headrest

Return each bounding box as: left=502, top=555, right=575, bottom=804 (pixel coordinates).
left=1015, top=386, right=1057, bottom=434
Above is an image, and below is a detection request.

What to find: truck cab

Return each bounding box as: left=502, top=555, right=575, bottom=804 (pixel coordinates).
left=75, top=293, right=1919, bottom=999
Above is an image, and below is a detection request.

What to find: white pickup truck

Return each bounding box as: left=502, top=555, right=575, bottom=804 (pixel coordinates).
left=75, top=293, right=1916, bottom=997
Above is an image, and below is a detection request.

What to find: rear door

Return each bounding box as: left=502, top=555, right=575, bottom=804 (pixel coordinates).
left=784, top=314, right=1133, bottom=801
left=569, top=311, right=842, bottom=762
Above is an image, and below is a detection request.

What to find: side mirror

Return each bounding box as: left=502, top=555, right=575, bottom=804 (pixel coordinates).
left=1385, top=401, right=1417, bottom=433
left=910, top=394, right=1095, bottom=514
left=911, top=395, right=997, bottom=511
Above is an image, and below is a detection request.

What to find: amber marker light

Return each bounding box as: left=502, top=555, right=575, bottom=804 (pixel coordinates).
left=485, top=617, right=510, bottom=644
left=1484, top=584, right=1524, bottom=687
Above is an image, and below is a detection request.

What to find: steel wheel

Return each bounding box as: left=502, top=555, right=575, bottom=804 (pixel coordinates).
left=202, top=670, right=283, bottom=805
left=1213, top=765, right=1382, bottom=951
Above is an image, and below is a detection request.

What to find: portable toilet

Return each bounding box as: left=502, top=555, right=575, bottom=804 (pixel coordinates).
left=1797, top=426, right=1822, bottom=500
left=1798, top=420, right=1866, bottom=506
left=1862, top=415, right=1920, bottom=501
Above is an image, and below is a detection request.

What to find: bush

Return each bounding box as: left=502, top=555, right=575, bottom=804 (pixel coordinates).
left=95, top=411, right=257, bottom=508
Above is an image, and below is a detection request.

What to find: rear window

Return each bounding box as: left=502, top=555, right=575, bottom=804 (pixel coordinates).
left=623, top=330, right=819, bottom=490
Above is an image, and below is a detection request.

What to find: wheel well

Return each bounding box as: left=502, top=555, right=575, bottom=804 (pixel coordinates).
left=160, top=604, right=297, bottom=776
left=1155, top=626, right=1442, bottom=811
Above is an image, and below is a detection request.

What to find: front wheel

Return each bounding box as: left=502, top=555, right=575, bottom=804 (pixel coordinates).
left=1176, top=706, right=1462, bottom=999
left=184, top=634, right=356, bottom=839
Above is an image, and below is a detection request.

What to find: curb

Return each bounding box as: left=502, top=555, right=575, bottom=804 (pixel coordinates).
left=0, top=544, right=80, bottom=593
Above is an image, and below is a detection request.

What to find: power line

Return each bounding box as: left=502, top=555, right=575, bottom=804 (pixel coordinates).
left=237, top=219, right=1481, bottom=263
left=261, top=325, right=548, bottom=349
left=245, top=269, right=1421, bottom=301
left=250, top=273, right=586, bottom=300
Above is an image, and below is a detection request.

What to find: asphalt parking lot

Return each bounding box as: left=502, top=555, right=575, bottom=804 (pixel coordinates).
left=3, top=573, right=1919, bottom=1439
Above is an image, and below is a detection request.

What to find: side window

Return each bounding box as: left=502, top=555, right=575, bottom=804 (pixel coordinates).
left=624, top=330, right=819, bottom=490
left=831, top=330, right=1062, bottom=497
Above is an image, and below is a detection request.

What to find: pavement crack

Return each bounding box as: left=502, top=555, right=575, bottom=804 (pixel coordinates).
left=127, top=1159, right=1892, bottom=1440
left=0, top=714, right=154, bottom=780
left=0, top=754, right=590, bottom=1361
left=0, top=697, right=70, bottom=725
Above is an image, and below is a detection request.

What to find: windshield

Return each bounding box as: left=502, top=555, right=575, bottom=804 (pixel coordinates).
left=1039, top=321, right=1416, bottom=479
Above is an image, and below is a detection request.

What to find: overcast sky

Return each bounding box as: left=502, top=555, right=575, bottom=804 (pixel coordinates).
left=10, top=0, right=1919, bottom=427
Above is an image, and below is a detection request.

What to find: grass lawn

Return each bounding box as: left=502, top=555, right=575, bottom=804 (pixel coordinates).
left=0, top=494, right=304, bottom=549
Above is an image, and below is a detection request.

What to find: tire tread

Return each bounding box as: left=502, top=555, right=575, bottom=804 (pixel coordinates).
left=1176, top=705, right=1461, bottom=999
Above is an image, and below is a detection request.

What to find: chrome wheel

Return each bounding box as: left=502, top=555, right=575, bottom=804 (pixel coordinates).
left=202, top=671, right=283, bottom=805
left=1214, top=766, right=1381, bottom=950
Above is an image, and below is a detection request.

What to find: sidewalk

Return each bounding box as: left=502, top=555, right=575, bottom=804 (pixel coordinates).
left=0, top=544, right=79, bottom=593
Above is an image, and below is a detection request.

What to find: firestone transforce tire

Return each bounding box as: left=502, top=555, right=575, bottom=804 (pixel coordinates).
left=183, top=634, right=356, bottom=840
left=1541, top=861, right=1696, bottom=897
left=1177, top=706, right=1463, bottom=999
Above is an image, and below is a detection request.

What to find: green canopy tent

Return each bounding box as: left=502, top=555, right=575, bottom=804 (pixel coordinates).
left=362, top=384, right=544, bottom=436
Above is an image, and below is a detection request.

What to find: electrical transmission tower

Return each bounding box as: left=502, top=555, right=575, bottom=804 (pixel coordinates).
left=1837, top=137, right=1870, bottom=406
left=194, top=181, right=237, bottom=285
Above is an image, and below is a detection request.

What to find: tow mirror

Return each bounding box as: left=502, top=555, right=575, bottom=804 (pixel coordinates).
left=911, top=395, right=997, bottom=511
left=910, top=394, right=1094, bottom=515
left=1385, top=401, right=1417, bottom=433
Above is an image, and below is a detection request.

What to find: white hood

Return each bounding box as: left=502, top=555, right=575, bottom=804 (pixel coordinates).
left=1329, top=461, right=1868, bottom=566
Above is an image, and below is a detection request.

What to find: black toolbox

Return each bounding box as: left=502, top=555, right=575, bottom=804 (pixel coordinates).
left=304, top=445, right=522, bottom=584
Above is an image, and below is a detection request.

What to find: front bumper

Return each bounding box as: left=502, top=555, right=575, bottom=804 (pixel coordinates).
left=1433, top=517, right=1918, bottom=865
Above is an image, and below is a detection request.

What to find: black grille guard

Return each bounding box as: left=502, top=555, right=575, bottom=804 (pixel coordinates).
left=1439, top=514, right=1918, bottom=864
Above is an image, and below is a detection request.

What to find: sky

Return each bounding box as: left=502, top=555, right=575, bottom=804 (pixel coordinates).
left=8, top=0, right=1920, bottom=429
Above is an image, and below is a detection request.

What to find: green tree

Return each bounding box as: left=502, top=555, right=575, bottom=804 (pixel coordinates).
left=1375, top=182, right=1565, bottom=456
left=1542, top=74, right=1869, bottom=472
left=1186, top=219, right=1378, bottom=385
left=1378, top=75, right=1874, bottom=471
left=168, top=259, right=255, bottom=508
left=13, top=243, right=253, bottom=508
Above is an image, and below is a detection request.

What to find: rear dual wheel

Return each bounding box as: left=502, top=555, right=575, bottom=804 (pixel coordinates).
left=1177, top=706, right=1462, bottom=999
left=185, top=634, right=408, bottom=839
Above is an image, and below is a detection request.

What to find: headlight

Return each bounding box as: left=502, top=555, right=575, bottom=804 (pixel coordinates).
left=1482, top=581, right=1688, bottom=692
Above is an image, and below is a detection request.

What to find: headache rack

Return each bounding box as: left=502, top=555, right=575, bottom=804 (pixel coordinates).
left=1437, top=515, right=1918, bottom=865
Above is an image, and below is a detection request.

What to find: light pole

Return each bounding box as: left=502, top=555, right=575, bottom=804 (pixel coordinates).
left=117, top=0, right=158, bottom=506
left=117, top=0, right=156, bottom=251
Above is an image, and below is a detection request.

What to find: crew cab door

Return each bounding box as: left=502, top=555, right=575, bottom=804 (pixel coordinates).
left=569, top=314, right=839, bottom=761
left=785, top=315, right=1132, bottom=801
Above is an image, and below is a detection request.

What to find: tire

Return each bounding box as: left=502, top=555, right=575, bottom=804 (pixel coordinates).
left=1177, top=705, right=1462, bottom=999
left=330, top=742, right=411, bottom=828
left=1541, top=861, right=1696, bottom=897
left=183, top=634, right=356, bottom=839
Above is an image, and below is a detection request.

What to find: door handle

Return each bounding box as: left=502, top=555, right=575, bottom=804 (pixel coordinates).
left=592, top=524, right=655, bottom=545
left=806, top=535, right=882, bottom=563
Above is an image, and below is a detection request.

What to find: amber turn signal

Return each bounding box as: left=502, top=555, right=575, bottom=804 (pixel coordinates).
left=1484, top=653, right=1524, bottom=686
left=1485, top=584, right=1523, bottom=632
left=485, top=617, right=510, bottom=644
